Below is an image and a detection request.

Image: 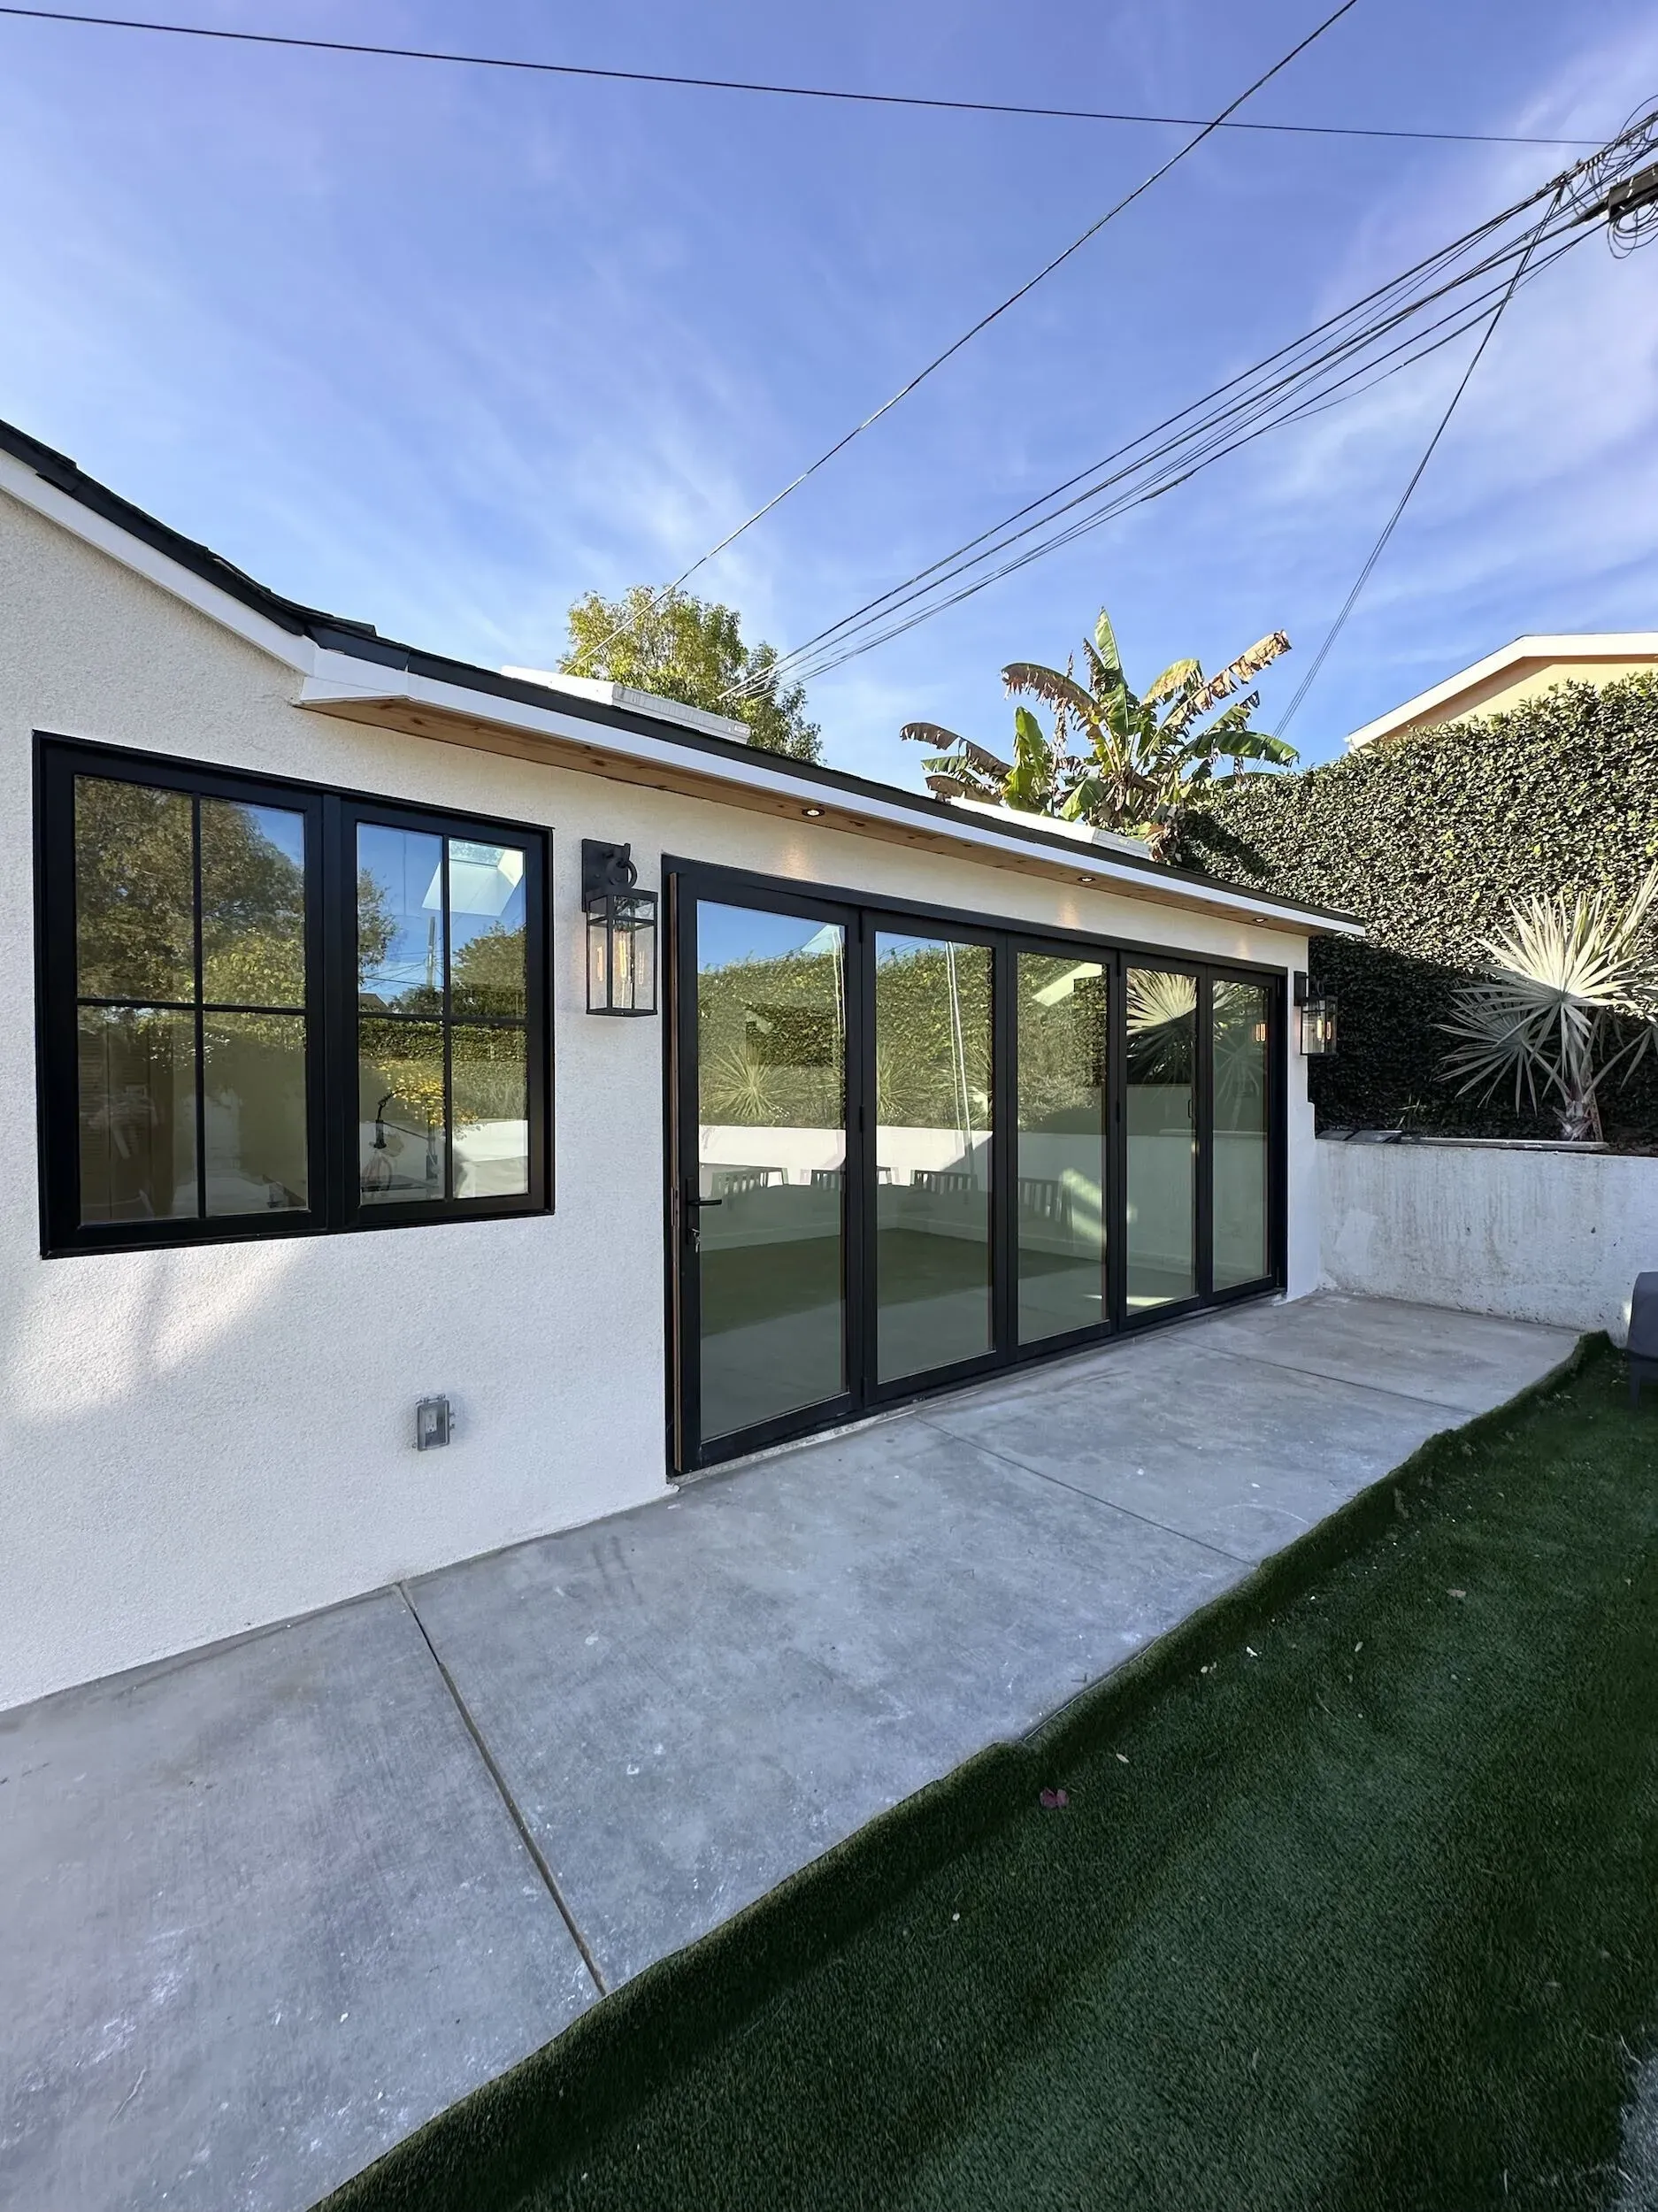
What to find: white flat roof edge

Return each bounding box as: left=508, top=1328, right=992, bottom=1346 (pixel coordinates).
left=1347, top=632, right=1658, bottom=749
left=501, top=665, right=751, bottom=745
left=298, top=660, right=1362, bottom=938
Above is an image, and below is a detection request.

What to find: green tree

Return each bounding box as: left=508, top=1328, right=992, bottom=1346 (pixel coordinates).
left=902, top=606, right=1296, bottom=856
left=559, top=586, right=823, bottom=763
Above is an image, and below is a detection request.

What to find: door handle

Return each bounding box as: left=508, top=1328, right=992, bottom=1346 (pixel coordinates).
left=682, top=1188, right=721, bottom=1251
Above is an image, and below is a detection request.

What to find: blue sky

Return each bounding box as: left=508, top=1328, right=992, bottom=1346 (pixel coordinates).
left=0, top=0, right=1654, bottom=781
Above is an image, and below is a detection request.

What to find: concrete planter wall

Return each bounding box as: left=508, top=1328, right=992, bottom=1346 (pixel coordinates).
left=1319, top=1135, right=1658, bottom=1344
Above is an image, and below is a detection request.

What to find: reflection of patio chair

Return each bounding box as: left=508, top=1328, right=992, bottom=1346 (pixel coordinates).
left=1017, top=1175, right=1071, bottom=1226
left=911, top=1168, right=975, bottom=1194
left=809, top=1167, right=841, bottom=1189
left=711, top=1165, right=784, bottom=1198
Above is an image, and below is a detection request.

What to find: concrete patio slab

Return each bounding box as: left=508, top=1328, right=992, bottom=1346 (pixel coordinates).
left=920, top=1338, right=1482, bottom=1560
left=0, top=1593, right=595, bottom=2212
left=1186, top=1290, right=1582, bottom=1414
left=411, top=1414, right=1242, bottom=1987
left=0, top=1294, right=1582, bottom=2212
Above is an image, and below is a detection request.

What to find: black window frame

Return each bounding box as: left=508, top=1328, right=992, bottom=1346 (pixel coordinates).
left=35, top=733, right=552, bottom=1258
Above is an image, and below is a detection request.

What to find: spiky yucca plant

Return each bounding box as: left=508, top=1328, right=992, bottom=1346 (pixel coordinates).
left=902, top=607, right=1296, bottom=856
left=1439, top=867, right=1658, bottom=1141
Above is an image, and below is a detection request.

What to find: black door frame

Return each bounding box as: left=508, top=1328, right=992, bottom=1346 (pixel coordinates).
left=666, top=856, right=1287, bottom=1475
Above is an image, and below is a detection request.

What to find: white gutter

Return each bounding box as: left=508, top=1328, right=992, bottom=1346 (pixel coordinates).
left=297, top=657, right=1362, bottom=937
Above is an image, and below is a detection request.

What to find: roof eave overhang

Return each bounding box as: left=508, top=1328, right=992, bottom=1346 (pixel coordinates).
left=296, top=661, right=1363, bottom=938
left=0, top=434, right=1359, bottom=940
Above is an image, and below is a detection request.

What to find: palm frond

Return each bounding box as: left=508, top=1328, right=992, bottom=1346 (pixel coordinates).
left=1092, top=608, right=1126, bottom=691
left=1003, top=705, right=1058, bottom=812
left=1182, top=632, right=1292, bottom=722
left=1142, top=657, right=1201, bottom=708
left=1003, top=662, right=1095, bottom=722
left=1439, top=864, right=1658, bottom=1135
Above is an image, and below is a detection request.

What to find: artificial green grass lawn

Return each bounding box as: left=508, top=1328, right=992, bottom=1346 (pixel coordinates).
left=326, top=1339, right=1658, bottom=2212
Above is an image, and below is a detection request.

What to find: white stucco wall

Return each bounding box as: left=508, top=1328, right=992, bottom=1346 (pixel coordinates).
left=0, top=487, right=1317, bottom=1709
left=1319, top=1138, right=1658, bottom=1342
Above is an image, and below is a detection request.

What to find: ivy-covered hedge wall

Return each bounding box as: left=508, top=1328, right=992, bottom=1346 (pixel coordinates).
left=1168, top=676, right=1658, bottom=1142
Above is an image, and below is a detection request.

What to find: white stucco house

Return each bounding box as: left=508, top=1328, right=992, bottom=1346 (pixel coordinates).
left=0, top=419, right=1358, bottom=1712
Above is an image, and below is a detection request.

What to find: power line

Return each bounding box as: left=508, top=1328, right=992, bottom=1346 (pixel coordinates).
left=756, top=105, right=1658, bottom=695
left=573, top=0, right=1366, bottom=672
left=734, top=180, right=1586, bottom=692
left=0, top=5, right=1602, bottom=149
left=1273, top=183, right=1567, bottom=738
left=752, top=212, right=1535, bottom=680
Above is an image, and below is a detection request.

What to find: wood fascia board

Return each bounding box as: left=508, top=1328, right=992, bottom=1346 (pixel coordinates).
left=296, top=669, right=1362, bottom=939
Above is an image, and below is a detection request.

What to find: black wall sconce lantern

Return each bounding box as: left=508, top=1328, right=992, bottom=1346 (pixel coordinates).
left=1293, top=970, right=1337, bottom=1056
left=583, top=841, right=657, bottom=1016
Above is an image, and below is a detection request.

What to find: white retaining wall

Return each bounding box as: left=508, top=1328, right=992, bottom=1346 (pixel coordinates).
left=1319, top=1136, right=1658, bottom=1344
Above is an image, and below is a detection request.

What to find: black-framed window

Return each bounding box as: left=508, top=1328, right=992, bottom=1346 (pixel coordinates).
left=35, top=737, right=550, bottom=1256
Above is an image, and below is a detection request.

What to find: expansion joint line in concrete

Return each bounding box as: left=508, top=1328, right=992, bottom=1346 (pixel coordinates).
left=395, top=1581, right=609, bottom=1998
left=1205, top=1343, right=1481, bottom=1417
left=914, top=1417, right=1254, bottom=1566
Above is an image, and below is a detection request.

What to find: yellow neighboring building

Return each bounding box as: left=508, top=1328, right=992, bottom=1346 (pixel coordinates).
left=1346, top=631, right=1658, bottom=749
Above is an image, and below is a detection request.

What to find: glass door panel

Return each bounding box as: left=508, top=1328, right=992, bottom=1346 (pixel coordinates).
left=694, top=902, right=848, bottom=1442
left=1213, top=978, right=1270, bottom=1290
left=1016, top=953, right=1107, bottom=1344
left=874, top=933, right=993, bottom=1383
left=1125, top=966, right=1196, bottom=1310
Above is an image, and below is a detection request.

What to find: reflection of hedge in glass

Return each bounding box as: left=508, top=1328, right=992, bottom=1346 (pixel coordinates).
left=699, top=942, right=997, bottom=1130
left=360, top=1021, right=446, bottom=1131
left=1017, top=959, right=1105, bottom=1130
left=874, top=943, right=991, bottom=1129
left=451, top=1025, right=529, bottom=1123
left=699, top=953, right=844, bottom=1128
left=360, top=1022, right=527, bottom=1134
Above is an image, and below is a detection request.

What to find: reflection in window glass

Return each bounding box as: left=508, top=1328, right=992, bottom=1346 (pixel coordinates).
left=449, top=841, right=526, bottom=1018
left=451, top=1025, right=529, bottom=1198
left=203, top=1014, right=308, bottom=1215
left=73, top=779, right=311, bottom=1225
left=1213, top=979, right=1270, bottom=1290
left=77, top=1007, right=197, bottom=1223
left=200, top=801, right=306, bottom=1009
left=74, top=778, right=194, bottom=1003
left=694, top=902, right=848, bottom=1441
left=1125, top=968, right=1196, bottom=1310
left=354, top=827, right=531, bottom=1206
left=357, top=826, right=444, bottom=1012
left=1017, top=956, right=1107, bottom=1344
left=875, top=933, right=994, bottom=1383
left=358, top=1018, right=445, bottom=1206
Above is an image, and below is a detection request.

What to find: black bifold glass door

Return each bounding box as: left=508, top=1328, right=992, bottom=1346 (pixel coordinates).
left=670, top=867, right=1282, bottom=1471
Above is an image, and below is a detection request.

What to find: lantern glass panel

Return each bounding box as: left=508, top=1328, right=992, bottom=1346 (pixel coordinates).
left=587, top=892, right=657, bottom=1014
left=1301, top=997, right=1338, bottom=1056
